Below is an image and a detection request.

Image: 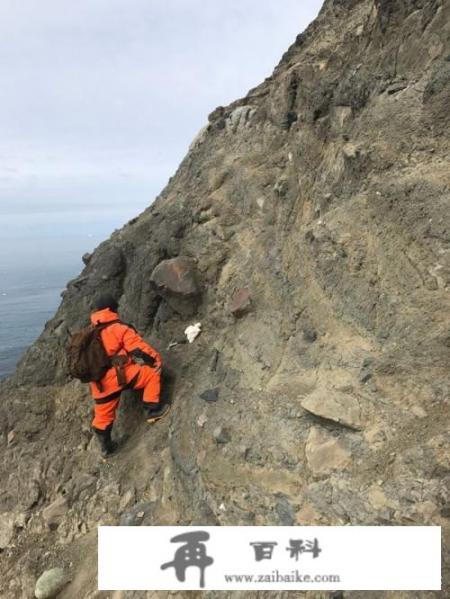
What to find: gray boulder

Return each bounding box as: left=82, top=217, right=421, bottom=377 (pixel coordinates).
left=34, top=568, right=69, bottom=599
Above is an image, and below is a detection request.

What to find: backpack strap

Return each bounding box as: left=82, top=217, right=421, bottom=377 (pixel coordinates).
left=94, top=319, right=133, bottom=389
left=92, top=320, right=121, bottom=392
left=93, top=319, right=120, bottom=329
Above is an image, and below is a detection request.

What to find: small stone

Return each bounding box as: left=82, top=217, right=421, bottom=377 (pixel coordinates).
left=119, top=502, right=152, bottom=526
left=197, top=413, right=208, bottom=428
left=213, top=426, right=231, bottom=444
left=386, top=82, right=407, bottom=95
left=273, top=177, right=289, bottom=197
left=411, top=405, right=427, bottom=418
left=302, top=327, right=317, bottom=343
left=34, top=567, right=70, bottom=599
left=342, top=143, right=359, bottom=159
left=229, top=288, right=251, bottom=317
left=7, top=430, right=15, bottom=445
left=199, top=388, right=220, bottom=403
left=359, top=369, right=372, bottom=383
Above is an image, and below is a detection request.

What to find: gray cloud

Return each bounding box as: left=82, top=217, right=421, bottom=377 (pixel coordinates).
left=0, top=0, right=322, bottom=208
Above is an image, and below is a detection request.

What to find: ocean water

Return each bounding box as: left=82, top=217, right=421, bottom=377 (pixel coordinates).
left=0, top=204, right=145, bottom=379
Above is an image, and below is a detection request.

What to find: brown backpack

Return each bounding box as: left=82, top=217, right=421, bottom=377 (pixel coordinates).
left=66, top=321, right=118, bottom=387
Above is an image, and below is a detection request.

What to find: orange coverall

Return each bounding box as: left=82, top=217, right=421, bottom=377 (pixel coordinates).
left=89, top=308, right=162, bottom=430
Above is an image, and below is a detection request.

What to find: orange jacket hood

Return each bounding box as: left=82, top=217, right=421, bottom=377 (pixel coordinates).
left=90, top=308, right=119, bottom=325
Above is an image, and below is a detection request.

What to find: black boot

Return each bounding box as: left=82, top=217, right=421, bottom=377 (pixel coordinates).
left=144, top=402, right=171, bottom=424
left=93, top=425, right=118, bottom=458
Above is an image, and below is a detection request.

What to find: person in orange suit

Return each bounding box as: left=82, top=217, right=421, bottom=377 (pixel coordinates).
left=90, top=294, right=170, bottom=457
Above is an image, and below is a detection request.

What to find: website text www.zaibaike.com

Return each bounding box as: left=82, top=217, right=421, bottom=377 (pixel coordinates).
left=224, top=570, right=341, bottom=584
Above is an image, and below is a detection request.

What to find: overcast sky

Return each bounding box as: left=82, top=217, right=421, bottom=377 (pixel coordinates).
left=0, top=0, right=322, bottom=213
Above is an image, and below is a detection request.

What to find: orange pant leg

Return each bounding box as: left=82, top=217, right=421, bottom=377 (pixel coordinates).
left=92, top=398, right=120, bottom=430
left=132, top=365, right=161, bottom=405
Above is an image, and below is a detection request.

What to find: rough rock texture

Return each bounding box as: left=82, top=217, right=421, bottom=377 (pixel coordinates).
left=0, top=0, right=449, bottom=597
left=305, top=426, right=352, bottom=475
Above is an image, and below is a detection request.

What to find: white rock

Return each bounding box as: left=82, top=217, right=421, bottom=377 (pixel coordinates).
left=342, top=143, right=359, bottom=159
left=185, top=322, right=202, bottom=343
left=226, top=105, right=255, bottom=133
left=197, top=413, right=208, bottom=428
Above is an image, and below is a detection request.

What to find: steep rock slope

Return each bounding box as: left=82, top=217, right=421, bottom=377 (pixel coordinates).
left=0, top=0, right=449, bottom=597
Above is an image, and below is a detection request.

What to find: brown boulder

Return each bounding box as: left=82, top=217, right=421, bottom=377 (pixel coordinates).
left=150, top=257, right=200, bottom=296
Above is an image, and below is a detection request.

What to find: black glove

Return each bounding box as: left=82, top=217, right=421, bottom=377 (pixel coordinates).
left=130, top=348, right=156, bottom=366
left=143, top=401, right=161, bottom=419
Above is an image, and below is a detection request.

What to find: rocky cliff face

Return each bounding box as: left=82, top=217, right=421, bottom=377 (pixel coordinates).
left=1, top=1, right=449, bottom=597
